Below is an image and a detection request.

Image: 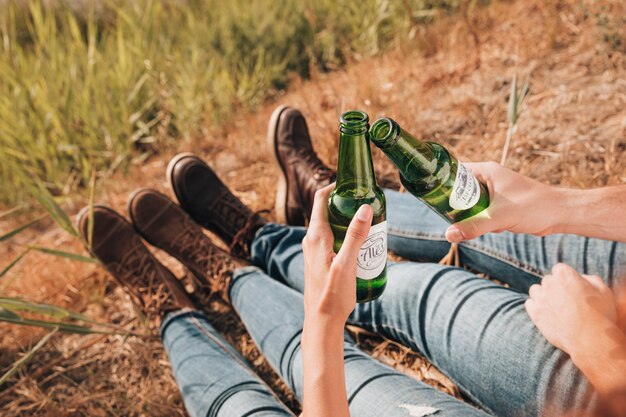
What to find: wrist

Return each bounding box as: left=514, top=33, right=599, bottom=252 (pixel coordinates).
left=549, top=187, right=603, bottom=236
left=569, top=320, right=626, bottom=397
left=568, top=314, right=623, bottom=373
left=539, top=185, right=572, bottom=235
left=304, top=304, right=348, bottom=328
left=303, top=313, right=345, bottom=340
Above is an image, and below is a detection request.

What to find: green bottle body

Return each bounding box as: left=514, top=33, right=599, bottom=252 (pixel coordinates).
left=328, top=110, right=387, bottom=303
left=370, top=118, right=489, bottom=223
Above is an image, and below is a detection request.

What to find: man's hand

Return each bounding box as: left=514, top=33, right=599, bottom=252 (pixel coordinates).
left=445, top=162, right=559, bottom=243
left=303, top=183, right=373, bottom=324
left=525, top=263, right=618, bottom=355
left=445, top=161, right=626, bottom=243
left=525, top=264, right=626, bottom=408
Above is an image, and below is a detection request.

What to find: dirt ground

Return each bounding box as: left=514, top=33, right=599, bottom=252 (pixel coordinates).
left=1, top=0, right=625, bottom=415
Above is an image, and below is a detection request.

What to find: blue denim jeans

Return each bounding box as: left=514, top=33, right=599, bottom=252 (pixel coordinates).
left=162, top=270, right=489, bottom=417
left=161, top=189, right=625, bottom=416
left=250, top=189, right=626, bottom=417
left=161, top=308, right=294, bottom=417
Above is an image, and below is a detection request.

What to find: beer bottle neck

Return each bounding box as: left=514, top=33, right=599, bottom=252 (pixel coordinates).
left=336, top=130, right=377, bottom=191
left=335, top=111, right=377, bottom=194
left=370, top=118, right=437, bottom=182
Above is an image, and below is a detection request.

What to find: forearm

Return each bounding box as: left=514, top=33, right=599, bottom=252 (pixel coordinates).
left=301, top=316, right=350, bottom=417
left=570, top=317, right=626, bottom=397
left=549, top=186, right=626, bottom=242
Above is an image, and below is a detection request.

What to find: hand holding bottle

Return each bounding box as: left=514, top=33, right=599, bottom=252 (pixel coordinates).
left=303, top=183, right=374, bottom=323
left=301, top=184, right=373, bottom=417
left=445, top=162, right=626, bottom=243
left=445, top=162, right=558, bottom=243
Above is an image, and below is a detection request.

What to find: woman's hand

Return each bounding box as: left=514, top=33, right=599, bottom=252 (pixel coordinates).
left=300, top=183, right=373, bottom=417
left=302, top=183, right=373, bottom=324
left=525, top=263, right=618, bottom=355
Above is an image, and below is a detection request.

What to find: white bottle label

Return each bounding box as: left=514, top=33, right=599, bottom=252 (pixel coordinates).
left=357, top=221, right=387, bottom=280
left=449, top=163, right=481, bottom=210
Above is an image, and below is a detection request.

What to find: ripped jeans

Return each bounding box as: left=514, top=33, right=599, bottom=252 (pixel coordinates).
left=162, top=189, right=625, bottom=416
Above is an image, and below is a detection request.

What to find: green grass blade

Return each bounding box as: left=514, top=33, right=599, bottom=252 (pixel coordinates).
left=28, top=246, right=97, bottom=263
left=0, top=316, right=99, bottom=334
left=0, top=206, right=25, bottom=220
left=518, top=75, right=530, bottom=109
left=0, top=249, right=30, bottom=280
left=0, top=297, right=149, bottom=336
left=0, top=315, right=141, bottom=336
left=0, top=328, right=58, bottom=385
left=0, top=297, right=91, bottom=321
left=24, top=177, right=78, bottom=237
left=87, top=168, right=96, bottom=249
left=0, top=307, right=21, bottom=320
left=0, top=215, right=46, bottom=242
left=507, top=73, right=518, bottom=125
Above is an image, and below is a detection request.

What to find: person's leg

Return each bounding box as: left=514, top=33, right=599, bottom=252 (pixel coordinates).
left=161, top=309, right=294, bottom=417
left=350, top=262, right=599, bottom=417
left=385, top=188, right=626, bottom=291
left=250, top=225, right=600, bottom=417
left=78, top=203, right=292, bottom=417
left=229, top=266, right=490, bottom=417
left=126, top=185, right=485, bottom=416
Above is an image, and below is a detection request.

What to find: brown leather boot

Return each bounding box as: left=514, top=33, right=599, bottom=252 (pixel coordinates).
left=76, top=205, right=196, bottom=324
left=128, top=189, right=243, bottom=303
left=267, top=105, right=335, bottom=226
left=166, top=153, right=266, bottom=259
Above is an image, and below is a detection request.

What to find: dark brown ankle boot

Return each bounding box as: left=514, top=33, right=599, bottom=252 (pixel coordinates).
left=166, top=153, right=266, bottom=258
left=267, top=105, right=336, bottom=226
left=76, top=205, right=196, bottom=325
left=128, top=189, right=243, bottom=303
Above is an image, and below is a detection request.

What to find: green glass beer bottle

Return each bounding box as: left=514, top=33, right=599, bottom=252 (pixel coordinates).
left=369, top=117, right=489, bottom=223
left=328, top=110, right=387, bottom=303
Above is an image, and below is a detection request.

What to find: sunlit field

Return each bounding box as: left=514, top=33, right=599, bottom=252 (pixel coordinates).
left=1, top=0, right=625, bottom=415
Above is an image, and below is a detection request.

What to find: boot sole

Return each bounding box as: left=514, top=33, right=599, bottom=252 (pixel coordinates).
left=76, top=203, right=129, bottom=255
left=165, top=152, right=199, bottom=206
left=267, top=104, right=292, bottom=225
left=126, top=187, right=156, bottom=235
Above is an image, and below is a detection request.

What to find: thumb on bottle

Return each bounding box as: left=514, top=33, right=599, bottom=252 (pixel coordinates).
left=445, top=217, right=492, bottom=243
left=335, top=205, right=373, bottom=265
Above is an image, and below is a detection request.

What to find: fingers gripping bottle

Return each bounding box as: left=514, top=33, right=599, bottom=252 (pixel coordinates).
left=370, top=117, right=489, bottom=223
left=328, top=110, right=387, bottom=303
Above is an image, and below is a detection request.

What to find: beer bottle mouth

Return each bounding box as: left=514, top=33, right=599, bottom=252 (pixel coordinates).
left=370, top=117, right=400, bottom=148
left=339, top=110, right=369, bottom=135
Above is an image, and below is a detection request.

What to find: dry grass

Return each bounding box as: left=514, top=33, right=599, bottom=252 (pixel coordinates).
left=1, top=0, right=625, bottom=415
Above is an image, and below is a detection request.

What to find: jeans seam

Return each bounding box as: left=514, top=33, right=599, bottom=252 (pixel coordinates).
left=460, top=243, right=543, bottom=277
left=172, top=313, right=291, bottom=414
left=388, top=227, right=446, bottom=241
left=348, top=320, right=417, bottom=354
left=389, top=227, right=544, bottom=278
left=350, top=316, right=494, bottom=414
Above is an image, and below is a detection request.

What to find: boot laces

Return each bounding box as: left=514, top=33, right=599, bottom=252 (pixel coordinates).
left=229, top=209, right=269, bottom=258
left=171, top=221, right=234, bottom=298
left=208, top=189, right=254, bottom=238
left=115, top=248, right=173, bottom=318
left=299, top=150, right=334, bottom=180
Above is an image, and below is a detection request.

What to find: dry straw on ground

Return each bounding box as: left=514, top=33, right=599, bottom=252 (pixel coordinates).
left=1, top=0, right=625, bottom=415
